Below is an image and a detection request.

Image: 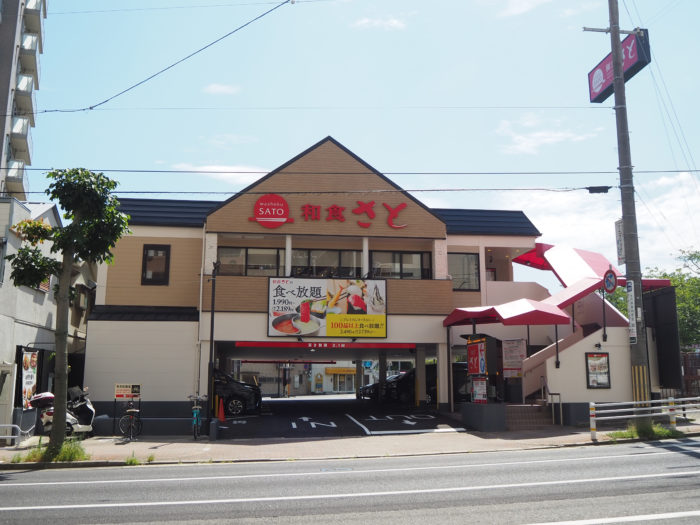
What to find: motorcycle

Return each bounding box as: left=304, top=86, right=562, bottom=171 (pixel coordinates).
left=29, top=386, right=95, bottom=436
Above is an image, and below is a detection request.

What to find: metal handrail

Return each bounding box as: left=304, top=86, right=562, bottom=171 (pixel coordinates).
left=540, top=376, right=563, bottom=426
left=0, top=424, right=30, bottom=447
left=589, top=396, right=700, bottom=440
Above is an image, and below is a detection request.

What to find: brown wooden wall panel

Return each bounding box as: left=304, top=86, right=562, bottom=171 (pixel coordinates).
left=450, top=291, right=482, bottom=310
left=386, top=279, right=454, bottom=315
left=204, top=276, right=455, bottom=316
left=106, top=236, right=202, bottom=307
left=202, top=276, right=269, bottom=312
left=207, top=141, right=446, bottom=239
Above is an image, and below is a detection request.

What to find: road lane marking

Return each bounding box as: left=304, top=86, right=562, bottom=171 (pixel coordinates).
left=1, top=470, right=699, bottom=512
left=345, top=413, right=464, bottom=434
left=525, top=510, right=700, bottom=524
left=0, top=449, right=694, bottom=488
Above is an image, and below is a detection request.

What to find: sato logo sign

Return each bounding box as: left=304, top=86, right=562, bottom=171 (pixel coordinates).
left=248, top=193, right=295, bottom=229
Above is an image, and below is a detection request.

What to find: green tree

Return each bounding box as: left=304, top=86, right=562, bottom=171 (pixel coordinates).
left=5, top=169, right=129, bottom=458
left=605, top=249, right=700, bottom=351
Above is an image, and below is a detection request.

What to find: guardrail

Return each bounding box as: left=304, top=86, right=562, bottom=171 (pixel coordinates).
left=589, top=396, right=700, bottom=441
left=0, top=424, right=26, bottom=447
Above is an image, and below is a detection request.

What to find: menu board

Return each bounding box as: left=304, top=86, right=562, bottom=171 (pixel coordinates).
left=268, top=278, right=386, bottom=338
left=503, top=339, right=526, bottom=378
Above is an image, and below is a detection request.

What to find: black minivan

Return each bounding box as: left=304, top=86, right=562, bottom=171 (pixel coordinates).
left=387, top=363, right=470, bottom=405
left=214, top=369, right=262, bottom=416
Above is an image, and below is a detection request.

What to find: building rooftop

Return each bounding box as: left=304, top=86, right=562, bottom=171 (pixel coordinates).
left=117, top=198, right=541, bottom=237
left=431, top=208, right=541, bottom=237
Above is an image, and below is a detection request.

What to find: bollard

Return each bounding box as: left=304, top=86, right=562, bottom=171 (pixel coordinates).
left=669, top=397, right=676, bottom=430
left=209, top=418, right=218, bottom=441
left=590, top=402, right=597, bottom=441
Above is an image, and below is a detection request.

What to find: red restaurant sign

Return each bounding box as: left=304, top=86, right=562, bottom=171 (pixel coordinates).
left=248, top=193, right=295, bottom=229
left=588, top=29, right=650, bottom=103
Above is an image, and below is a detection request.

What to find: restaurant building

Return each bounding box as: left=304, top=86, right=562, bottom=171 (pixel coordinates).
left=83, top=137, right=681, bottom=433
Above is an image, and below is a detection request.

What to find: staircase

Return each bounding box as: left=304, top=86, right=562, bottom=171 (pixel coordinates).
left=506, top=403, right=554, bottom=431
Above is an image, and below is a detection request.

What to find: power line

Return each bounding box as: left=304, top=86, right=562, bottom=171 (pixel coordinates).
left=15, top=186, right=613, bottom=197
left=5, top=167, right=698, bottom=176
left=44, top=0, right=292, bottom=113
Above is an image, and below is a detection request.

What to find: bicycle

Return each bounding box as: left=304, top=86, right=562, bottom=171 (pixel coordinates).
left=188, top=394, right=207, bottom=440
left=118, top=401, right=142, bottom=440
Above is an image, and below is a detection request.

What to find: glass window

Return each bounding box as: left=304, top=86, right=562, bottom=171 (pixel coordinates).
left=218, top=247, right=245, bottom=275
left=309, top=250, right=339, bottom=277
left=401, top=253, right=422, bottom=280
left=371, top=251, right=400, bottom=278
left=292, top=249, right=310, bottom=276
left=339, top=250, right=362, bottom=278
left=448, top=253, right=480, bottom=291
left=142, top=244, right=170, bottom=285
left=247, top=248, right=279, bottom=276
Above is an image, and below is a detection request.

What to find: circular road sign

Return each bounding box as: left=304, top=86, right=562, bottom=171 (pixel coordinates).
left=603, top=269, right=617, bottom=294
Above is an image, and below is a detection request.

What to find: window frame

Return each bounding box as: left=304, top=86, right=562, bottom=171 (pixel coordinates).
left=218, top=247, right=285, bottom=277
left=370, top=251, right=432, bottom=280
left=447, top=252, right=480, bottom=291
left=141, top=244, right=171, bottom=286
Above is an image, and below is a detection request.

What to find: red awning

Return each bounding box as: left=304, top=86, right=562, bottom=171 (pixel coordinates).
left=443, top=298, right=570, bottom=327
left=512, top=243, right=554, bottom=270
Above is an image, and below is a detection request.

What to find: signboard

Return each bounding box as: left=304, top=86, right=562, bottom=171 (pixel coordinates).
left=626, top=280, right=637, bottom=344
left=21, top=350, right=38, bottom=410
left=615, top=218, right=625, bottom=265
left=586, top=352, right=611, bottom=389
left=588, top=29, right=651, bottom=103
left=472, top=377, right=488, bottom=404
left=502, top=339, right=526, bottom=378
left=114, top=384, right=141, bottom=400
left=268, top=278, right=387, bottom=338
left=467, top=340, right=487, bottom=375
left=248, top=193, right=294, bottom=229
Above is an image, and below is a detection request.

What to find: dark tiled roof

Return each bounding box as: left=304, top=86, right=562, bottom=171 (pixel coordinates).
left=431, top=208, right=541, bottom=236
left=117, top=198, right=219, bottom=227
left=116, top=198, right=540, bottom=237
left=89, top=305, right=199, bottom=322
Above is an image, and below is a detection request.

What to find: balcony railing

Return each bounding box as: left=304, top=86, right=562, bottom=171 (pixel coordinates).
left=19, top=33, right=40, bottom=87
left=4, top=160, right=26, bottom=198
left=23, top=0, right=45, bottom=53
left=15, top=75, right=35, bottom=126
left=10, top=117, right=32, bottom=164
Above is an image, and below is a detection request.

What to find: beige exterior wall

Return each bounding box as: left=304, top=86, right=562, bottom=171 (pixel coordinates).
left=207, top=141, right=446, bottom=240
left=105, top=227, right=203, bottom=307
left=84, top=320, right=199, bottom=402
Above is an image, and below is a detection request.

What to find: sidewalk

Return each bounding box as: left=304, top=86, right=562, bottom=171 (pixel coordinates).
left=2, top=422, right=699, bottom=469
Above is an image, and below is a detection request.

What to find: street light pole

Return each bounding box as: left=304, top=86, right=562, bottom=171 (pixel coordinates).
left=207, top=261, right=220, bottom=428
left=608, top=0, right=650, bottom=402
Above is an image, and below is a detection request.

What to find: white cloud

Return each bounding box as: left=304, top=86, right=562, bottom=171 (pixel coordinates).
left=500, top=171, right=700, bottom=274
left=496, top=118, right=597, bottom=155
left=352, top=17, right=406, bottom=30
left=171, top=163, right=266, bottom=187
left=560, top=2, right=602, bottom=18
left=202, top=83, right=241, bottom=95
left=498, top=0, right=554, bottom=17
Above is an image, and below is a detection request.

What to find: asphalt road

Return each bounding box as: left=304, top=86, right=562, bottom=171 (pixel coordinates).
left=218, top=396, right=466, bottom=439
left=1, top=438, right=699, bottom=524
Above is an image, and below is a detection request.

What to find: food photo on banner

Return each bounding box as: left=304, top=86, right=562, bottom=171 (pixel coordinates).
left=21, top=350, right=39, bottom=409
left=268, top=278, right=387, bottom=338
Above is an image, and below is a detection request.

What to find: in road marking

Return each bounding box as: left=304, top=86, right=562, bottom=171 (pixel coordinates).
left=524, top=510, right=700, bottom=524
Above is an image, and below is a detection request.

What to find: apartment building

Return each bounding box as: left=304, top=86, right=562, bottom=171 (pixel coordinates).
left=0, top=0, right=46, bottom=200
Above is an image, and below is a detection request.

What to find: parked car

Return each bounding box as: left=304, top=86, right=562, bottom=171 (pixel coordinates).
left=214, top=369, right=262, bottom=416
left=358, top=374, right=402, bottom=400
left=387, top=363, right=471, bottom=405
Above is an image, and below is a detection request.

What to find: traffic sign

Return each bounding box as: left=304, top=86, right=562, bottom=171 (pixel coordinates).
left=603, top=269, right=617, bottom=294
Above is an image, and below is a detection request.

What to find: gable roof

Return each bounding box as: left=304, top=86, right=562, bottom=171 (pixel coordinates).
left=206, top=136, right=441, bottom=220
left=117, top=198, right=219, bottom=227
left=432, top=208, right=541, bottom=236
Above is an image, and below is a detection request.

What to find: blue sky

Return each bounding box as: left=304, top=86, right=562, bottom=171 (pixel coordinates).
left=28, top=0, right=699, bottom=287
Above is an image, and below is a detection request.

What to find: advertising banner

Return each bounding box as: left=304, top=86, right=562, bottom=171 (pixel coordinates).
left=268, top=278, right=387, bottom=338
left=467, top=340, right=487, bottom=375
left=472, top=377, right=488, bottom=404
left=503, top=339, right=526, bottom=378
left=21, top=350, right=39, bottom=410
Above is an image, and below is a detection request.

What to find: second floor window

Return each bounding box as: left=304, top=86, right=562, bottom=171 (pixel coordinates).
left=370, top=251, right=431, bottom=279
left=142, top=245, right=170, bottom=285
left=448, top=253, right=479, bottom=291
left=218, top=247, right=285, bottom=276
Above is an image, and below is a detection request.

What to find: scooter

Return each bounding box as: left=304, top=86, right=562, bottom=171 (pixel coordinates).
left=29, top=386, right=95, bottom=436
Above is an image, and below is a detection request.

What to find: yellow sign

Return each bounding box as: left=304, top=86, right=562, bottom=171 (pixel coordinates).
left=325, top=367, right=357, bottom=375
left=325, top=313, right=386, bottom=338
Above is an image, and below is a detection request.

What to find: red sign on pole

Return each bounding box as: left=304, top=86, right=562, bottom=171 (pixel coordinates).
left=588, top=29, right=650, bottom=103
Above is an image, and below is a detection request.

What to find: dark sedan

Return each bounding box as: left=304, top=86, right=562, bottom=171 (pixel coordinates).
left=214, top=369, right=262, bottom=416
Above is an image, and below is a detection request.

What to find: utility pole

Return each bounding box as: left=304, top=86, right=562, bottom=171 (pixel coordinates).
left=607, top=0, right=650, bottom=402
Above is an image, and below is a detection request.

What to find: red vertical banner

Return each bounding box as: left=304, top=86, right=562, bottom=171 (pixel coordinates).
left=467, top=341, right=486, bottom=375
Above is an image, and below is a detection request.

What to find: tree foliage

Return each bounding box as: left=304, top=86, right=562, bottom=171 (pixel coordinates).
left=4, top=169, right=129, bottom=457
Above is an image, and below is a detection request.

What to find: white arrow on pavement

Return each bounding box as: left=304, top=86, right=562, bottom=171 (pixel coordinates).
left=403, top=420, right=417, bottom=426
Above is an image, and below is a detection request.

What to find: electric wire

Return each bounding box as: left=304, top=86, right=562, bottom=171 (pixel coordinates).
left=43, top=0, right=292, bottom=113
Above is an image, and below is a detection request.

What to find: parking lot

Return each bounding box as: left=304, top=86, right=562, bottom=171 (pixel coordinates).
left=216, top=395, right=465, bottom=439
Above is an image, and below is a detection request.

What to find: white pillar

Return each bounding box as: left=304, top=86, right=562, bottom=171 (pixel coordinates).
left=362, top=237, right=369, bottom=276
left=285, top=235, right=292, bottom=276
